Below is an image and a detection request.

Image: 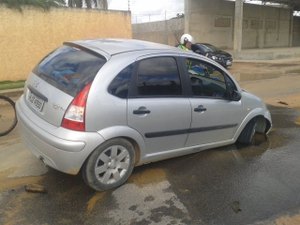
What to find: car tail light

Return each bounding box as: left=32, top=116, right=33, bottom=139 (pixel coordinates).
left=61, top=83, right=92, bottom=131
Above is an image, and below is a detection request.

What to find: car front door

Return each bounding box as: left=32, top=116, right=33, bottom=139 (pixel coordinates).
left=183, top=57, right=244, bottom=146
left=127, top=56, right=191, bottom=157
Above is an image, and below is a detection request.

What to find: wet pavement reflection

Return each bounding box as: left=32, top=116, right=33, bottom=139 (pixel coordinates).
left=0, top=105, right=300, bottom=225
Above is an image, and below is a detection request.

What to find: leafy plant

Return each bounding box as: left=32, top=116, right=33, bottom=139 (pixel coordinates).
left=68, top=0, right=107, bottom=9
left=0, top=0, right=66, bottom=11
left=0, top=80, right=25, bottom=90
left=0, top=0, right=108, bottom=10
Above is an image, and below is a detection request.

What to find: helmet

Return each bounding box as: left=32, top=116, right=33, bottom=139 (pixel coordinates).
left=180, top=33, right=194, bottom=45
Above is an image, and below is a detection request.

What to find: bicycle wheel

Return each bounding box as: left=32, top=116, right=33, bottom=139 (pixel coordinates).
left=0, top=95, right=17, bottom=136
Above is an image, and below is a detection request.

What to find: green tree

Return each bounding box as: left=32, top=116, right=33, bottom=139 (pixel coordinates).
left=68, top=0, right=108, bottom=9
left=0, top=0, right=108, bottom=10
left=0, top=0, right=65, bottom=11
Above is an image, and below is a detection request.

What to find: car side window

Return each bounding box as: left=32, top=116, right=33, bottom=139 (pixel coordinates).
left=136, top=57, right=182, bottom=96
left=108, top=64, right=134, bottom=98
left=185, top=58, right=228, bottom=98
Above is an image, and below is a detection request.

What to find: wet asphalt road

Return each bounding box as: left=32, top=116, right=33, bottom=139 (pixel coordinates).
left=0, top=105, right=300, bottom=225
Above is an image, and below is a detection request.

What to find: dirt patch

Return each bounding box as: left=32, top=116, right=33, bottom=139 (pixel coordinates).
left=296, top=116, right=300, bottom=126
left=229, top=60, right=300, bottom=82
left=86, top=192, right=107, bottom=214
left=128, top=168, right=167, bottom=188
left=0, top=169, right=43, bottom=192
left=275, top=213, right=300, bottom=225
left=264, top=94, right=300, bottom=109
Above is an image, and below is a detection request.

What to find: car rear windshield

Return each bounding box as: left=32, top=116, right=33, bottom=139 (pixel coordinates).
left=33, top=45, right=106, bottom=97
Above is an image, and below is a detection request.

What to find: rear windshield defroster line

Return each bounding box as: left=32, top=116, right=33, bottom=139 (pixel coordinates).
left=33, top=45, right=106, bottom=97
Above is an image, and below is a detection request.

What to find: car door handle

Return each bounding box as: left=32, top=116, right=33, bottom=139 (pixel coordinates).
left=133, top=107, right=151, bottom=115
left=194, top=105, right=207, bottom=112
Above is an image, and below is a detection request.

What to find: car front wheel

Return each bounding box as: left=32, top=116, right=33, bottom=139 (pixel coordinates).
left=237, top=118, right=257, bottom=145
left=82, top=138, right=135, bottom=191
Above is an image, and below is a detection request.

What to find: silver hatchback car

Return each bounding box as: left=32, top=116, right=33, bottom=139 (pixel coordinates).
left=16, top=39, right=272, bottom=191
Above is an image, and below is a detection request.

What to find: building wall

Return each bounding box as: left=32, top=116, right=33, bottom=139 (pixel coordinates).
left=0, top=6, right=132, bottom=81
left=187, top=0, right=233, bottom=49
left=186, top=0, right=292, bottom=49
left=132, top=18, right=184, bottom=46
left=242, top=4, right=291, bottom=48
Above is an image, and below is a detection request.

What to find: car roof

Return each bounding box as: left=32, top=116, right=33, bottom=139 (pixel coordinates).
left=65, top=39, right=180, bottom=60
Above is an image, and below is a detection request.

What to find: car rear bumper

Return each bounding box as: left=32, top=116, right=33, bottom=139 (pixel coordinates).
left=16, top=95, right=105, bottom=175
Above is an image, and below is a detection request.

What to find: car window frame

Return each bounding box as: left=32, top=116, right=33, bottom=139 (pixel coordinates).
left=107, top=63, right=135, bottom=99
left=128, top=55, right=188, bottom=98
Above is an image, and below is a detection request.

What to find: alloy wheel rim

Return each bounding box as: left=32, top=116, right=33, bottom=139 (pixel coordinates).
left=94, top=145, right=130, bottom=185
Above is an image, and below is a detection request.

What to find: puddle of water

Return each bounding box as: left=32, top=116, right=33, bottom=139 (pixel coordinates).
left=268, top=105, right=299, bottom=129
left=108, top=181, right=191, bottom=225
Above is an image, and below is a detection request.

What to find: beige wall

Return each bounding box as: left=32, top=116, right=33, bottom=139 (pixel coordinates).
left=0, top=6, right=132, bottom=81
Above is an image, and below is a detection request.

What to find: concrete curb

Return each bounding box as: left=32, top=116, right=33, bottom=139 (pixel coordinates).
left=233, top=58, right=300, bottom=64
left=0, top=88, right=24, bottom=98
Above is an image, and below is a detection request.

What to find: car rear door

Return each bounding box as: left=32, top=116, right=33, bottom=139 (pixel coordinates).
left=127, top=56, right=191, bottom=155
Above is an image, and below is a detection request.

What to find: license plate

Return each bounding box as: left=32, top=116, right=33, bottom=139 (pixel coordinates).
left=28, top=91, right=45, bottom=112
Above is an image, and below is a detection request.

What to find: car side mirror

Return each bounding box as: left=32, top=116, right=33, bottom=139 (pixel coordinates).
left=230, top=90, right=242, bottom=101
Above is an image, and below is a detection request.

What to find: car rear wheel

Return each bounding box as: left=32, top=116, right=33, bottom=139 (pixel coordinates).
left=82, top=138, right=135, bottom=191
left=237, top=118, right=257, bottom=145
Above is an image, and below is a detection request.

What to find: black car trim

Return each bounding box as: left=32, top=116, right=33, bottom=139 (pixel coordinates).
left=145, top=124, right=238, bottom=138
left=27, top=85, right=49, bottom=102
left=63, top=42, right=107, bottom=60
